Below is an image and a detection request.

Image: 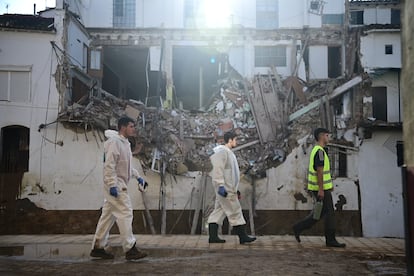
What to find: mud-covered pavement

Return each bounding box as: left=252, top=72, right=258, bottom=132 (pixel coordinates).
left=0, top=248, right=406, bottom=276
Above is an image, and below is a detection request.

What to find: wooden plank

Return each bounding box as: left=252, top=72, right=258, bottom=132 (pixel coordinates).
left=289, top=97, right=325, bottom=122
left=141, top=192, right=156, bottom=234
left=232, top=140, right=260, bottom=152
left=191, top=174, right=205, bottom=235
left=288, top=76, right=363, bottom=122
left=285, top=76, right=307, bottom=104
left=330, top=76, right=363, bottom=99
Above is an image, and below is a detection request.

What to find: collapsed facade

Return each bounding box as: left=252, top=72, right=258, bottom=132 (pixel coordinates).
left=0, top=0, right=404, bottom=238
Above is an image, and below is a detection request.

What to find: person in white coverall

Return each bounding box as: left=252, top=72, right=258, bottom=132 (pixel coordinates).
left=207, top=131, right=256, bottom=244
left=90, top=117, right=147, bottom=260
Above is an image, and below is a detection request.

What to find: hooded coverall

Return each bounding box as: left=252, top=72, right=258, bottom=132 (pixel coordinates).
left=92, top=130, right=141, bottom=252
left=207, top=145, right=246, bottom=226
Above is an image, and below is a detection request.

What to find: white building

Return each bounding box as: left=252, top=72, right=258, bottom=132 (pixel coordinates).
left=0, top=0, right=404, bottom=238
left=349, top=0, right=403, bottom=238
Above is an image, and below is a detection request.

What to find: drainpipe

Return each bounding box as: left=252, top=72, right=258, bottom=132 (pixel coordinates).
left=199, top=66, right=204, bottom=110
left=398, top=69, right=401, bottom=122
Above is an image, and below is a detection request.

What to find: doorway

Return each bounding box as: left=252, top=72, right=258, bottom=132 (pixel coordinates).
left=0, top=126, right=29, bottom=212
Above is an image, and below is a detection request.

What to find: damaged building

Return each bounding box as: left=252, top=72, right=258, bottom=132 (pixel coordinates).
left=0, top=0, right=404, bottom=238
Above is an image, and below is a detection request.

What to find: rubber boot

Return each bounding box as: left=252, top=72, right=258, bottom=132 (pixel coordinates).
left=325, top=230, right=346, bottom=248
left=293, top=225, right=301, bottom=243
left=234, top=224, right=256, bottom=244
left=90, top=248, right=114, bottom=259
left=125, top=243, right=148, bottom=260
left=208, top=223, right=226, bottom=243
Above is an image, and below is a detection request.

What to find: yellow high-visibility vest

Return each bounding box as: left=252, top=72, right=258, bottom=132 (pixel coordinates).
left=307, top=145, right=333, bottom=191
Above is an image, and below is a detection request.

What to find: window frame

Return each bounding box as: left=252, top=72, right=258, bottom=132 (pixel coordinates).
left=256, top=0, right=279, bottom=30
left=385, top=44, right=393, bottom=55
left=0, top=66, right=32, bottom=103
left=254, top=45, right=287, bottom=67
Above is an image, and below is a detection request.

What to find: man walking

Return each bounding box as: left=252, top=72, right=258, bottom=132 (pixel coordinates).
left=207, top=131, right=256, bottom=244
left=90, top=117, right=148, bottom=260
left=293, top=128, right=346, bottom=248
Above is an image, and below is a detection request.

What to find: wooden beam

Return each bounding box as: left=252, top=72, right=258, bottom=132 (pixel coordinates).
left=232, top=140, right=260, bottom=152
left=288, top=76, right=363, bottom=122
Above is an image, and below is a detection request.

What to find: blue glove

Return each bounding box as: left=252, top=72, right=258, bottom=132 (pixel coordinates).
left=137, top=177, right=148, bottom=192
left=109, top=187, right=118, bottom=198
left=218, top=186, right=228, bottom=197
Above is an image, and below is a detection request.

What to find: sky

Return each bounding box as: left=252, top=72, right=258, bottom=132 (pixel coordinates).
left=0, top=0, right=55, bottom=15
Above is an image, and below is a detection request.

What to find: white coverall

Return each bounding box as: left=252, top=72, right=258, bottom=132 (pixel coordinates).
left=207, top=145, right=246, bottom=226
left=92, top=130, right=141, bottom=252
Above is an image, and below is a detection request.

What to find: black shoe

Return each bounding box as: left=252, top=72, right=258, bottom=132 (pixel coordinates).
left=125, top=243, right=148, bottom=260
left=208, top=223, right=226, bottom=243
left=326, top=240, right=346, bottom=248
left=293, top=226, right=301, bottom=243
left=234, top=225, right=256, bottom=244
left=325, top=230, right=346, bottom=248
left=90, top=248, right=114, bottom=259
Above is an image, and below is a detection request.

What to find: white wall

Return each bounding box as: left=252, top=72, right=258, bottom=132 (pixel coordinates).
left=358, top=131, right=404, bottom=238
left=67, top=20, right=90, bottom=71
left=308, top=45, right=328, bottom=79
left=360, top=31, right=401, bottom=69
left=68, top=0, right=113, bottom=28
left=254, top=141, right=359, bottom=211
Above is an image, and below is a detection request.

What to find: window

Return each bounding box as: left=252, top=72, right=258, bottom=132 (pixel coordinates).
left=329, top=147, right=347, bottom=178
left=385, top=44, right=393, bottom=55
left=82, top=43, right=88, bottom=72
left=350, top=10, right=363, bottom=25
left=113, top=0, right=135, bottom=28
left=255, top=46, right=286, bottom=67
left=90, top=50, right=101, bottom=70
left=0, top=70, right=31, bottom=103
left=184, top=0, right=197, bottom=28
left=114, top=0, right=123, bottom=17
left=391, top=9, right=400, bottom=25
left=322, top=14, right=344, bottom=25
left=256, top=0, right=278, bottom=29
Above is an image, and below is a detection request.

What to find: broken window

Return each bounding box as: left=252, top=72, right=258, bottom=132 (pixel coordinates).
left=256, top=0, right=279, bottom=29
left=71, top=77, right=89, bottom=104
left=0, top=70, right=30, bottom=103
left=391, top=9, right=400, bottom=25
left=90, top=50, right=101, bottom=70
left=372, top=86, right=388, bottom=122
left=328, top=46, right=342, bottom=78
left=172, top=46, right=220, bottom=109
left=329, top=147, right=347, bottom=178
left=255, top=46, right=286, bottom=67
left=102, top=47, right=151, bottom=101
left=350, top=10, right=363, bottom=25
left=385, top=44, right=393, bottom=55
left=113, top=0, right=135, bottom=28
left=322, top=14, right=344, bottom=25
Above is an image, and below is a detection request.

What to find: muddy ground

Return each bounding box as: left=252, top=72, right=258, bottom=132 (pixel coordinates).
left=0, top=248, right=406, bottom=275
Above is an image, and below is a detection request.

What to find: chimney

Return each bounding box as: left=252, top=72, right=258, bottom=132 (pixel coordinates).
left=33, top=3, right=36, bottom=15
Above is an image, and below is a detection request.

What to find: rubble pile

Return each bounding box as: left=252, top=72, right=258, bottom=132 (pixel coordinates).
left=58, top=71, right=354, bottom=177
